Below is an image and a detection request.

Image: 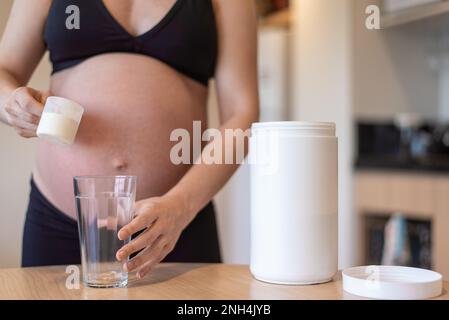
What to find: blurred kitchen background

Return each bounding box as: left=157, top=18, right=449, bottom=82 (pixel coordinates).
left=1, top=0, right=449, bottom=280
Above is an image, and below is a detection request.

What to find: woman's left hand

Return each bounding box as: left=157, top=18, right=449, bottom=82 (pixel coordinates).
left=116, top=194, right=192, bottom=279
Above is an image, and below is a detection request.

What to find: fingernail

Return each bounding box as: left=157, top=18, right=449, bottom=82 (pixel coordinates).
left=126, top=261, right=134, bottom=271
left=117, top=250, right=125, bottom=260
left=137, top=271, right=144, bottom=279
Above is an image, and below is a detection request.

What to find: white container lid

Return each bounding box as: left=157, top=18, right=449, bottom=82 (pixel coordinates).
left=342, top=265, right=443, bottom=300
left=251, top=121, right=336, bottom=137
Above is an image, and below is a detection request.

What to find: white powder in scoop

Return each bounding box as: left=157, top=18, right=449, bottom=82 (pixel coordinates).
left=37, top=113, right=80, bottom=145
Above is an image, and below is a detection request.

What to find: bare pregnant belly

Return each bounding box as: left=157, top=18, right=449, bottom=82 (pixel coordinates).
left=34, top=53, right=208, bottom=219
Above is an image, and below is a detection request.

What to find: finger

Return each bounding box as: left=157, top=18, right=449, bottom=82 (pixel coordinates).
left=5, top=102, right=40, bottom=125
left=137, top=244, right=172, bottom=279
left=125, top=235, right=166, bottom=272
left=9, top=116, right=38, bottom=131
left=15, top=89, right=44, bottom=117
left=40, top=90, right=52, bottom=103
left=13, top=127, right=37, bottom=138
left=118, top=203, right=160, bottom=240
left=116, top=222, right=164, bottom=261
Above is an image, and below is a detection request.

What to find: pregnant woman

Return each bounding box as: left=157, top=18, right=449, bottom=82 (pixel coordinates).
left=0, top=0, right=258, bottom=278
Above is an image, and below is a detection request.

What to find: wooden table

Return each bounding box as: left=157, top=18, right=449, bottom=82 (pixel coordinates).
left=0, top=263, right=448, bottom=300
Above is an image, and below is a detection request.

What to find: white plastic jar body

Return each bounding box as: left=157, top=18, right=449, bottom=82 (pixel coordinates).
left=250, top=121, right=338, bottom=285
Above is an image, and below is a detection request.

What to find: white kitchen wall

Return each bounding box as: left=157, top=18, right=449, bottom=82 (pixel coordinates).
left=354, top=0, right=439, bottom=120
left=438, top=55, right=449, bottom=121
left=291, top=0, right=355, bottom=269
left=0, top=0, right=52, bottom=267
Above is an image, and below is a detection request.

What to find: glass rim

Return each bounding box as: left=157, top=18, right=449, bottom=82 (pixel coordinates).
left=73, top=175, right=137, bottom=180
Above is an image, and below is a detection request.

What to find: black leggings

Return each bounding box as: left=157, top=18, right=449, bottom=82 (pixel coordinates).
left=22, top=179, right=221, bottom=267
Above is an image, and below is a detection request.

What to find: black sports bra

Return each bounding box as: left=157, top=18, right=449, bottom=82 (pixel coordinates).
left=44, top=0, right=218, bottom=86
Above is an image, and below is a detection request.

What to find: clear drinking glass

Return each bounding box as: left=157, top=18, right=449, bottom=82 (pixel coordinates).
left=74, top=175, right=137, bottom=288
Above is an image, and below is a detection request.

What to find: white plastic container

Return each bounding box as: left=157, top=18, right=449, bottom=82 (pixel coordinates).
left=37, top=96, right=84, bottom=145
left=249, top=121, right=338, bottom=285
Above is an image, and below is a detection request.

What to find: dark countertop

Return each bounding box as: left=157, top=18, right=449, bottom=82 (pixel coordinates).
left=355, top=156, right=449, bottom=174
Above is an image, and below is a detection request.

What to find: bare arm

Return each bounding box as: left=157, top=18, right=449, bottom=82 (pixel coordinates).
left=167, top=0, right=259, bottom=216
left=0, top=0, right=51, bottom=126
left=116, top=0, right=259, bottom=278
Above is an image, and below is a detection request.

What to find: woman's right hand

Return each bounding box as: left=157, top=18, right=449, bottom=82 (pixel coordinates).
left=4, top=87, right=48, bottom=138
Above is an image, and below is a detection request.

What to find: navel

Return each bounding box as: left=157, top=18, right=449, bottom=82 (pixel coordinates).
left=112, top=158, right=128, bottom=171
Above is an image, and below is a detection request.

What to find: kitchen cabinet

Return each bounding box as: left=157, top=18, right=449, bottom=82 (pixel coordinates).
left=381, top=0, right=449, bottom=28
left=355, top=170, right=449, bottom=279
left=1, top=263, right=448, bottom=300
left=435, top=177, right=449, bottom=281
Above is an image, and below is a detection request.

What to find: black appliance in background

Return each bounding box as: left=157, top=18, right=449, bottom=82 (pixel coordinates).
left=357, top=122, right=401, bottom=157
left=356, top=120, right=449, bottom=171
